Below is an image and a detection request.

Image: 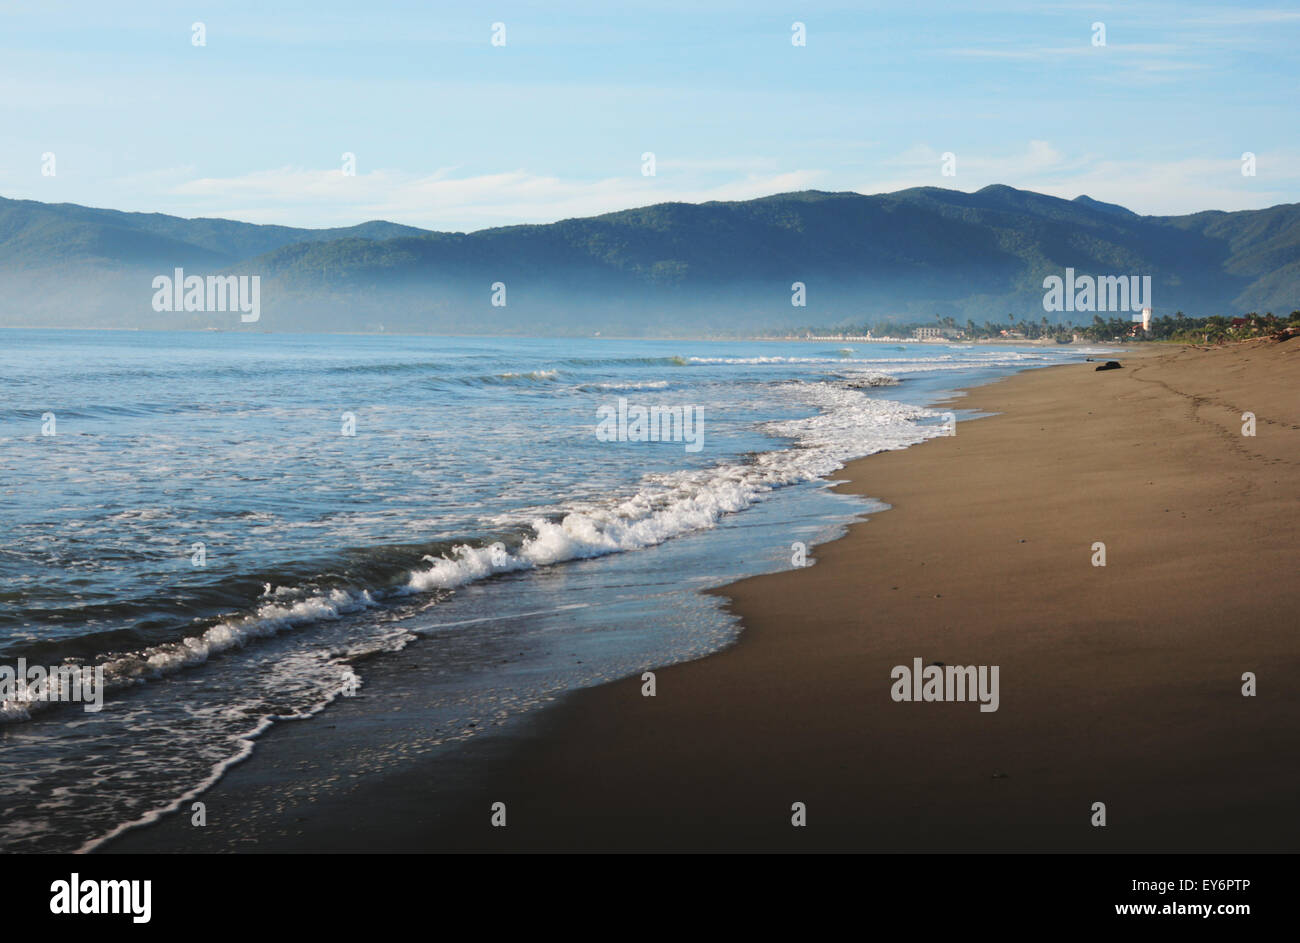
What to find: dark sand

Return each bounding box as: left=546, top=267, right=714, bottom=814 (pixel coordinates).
left=108, top=341, right=1299, bottom=853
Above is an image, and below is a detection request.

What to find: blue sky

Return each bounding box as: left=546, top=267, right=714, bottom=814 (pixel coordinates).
left=2, top=0, right=1298, bottom=230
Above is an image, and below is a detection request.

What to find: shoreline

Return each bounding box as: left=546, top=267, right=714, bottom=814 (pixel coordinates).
left=105, top=340, right=1299, bottom=852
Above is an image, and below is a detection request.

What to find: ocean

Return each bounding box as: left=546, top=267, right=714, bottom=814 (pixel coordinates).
left=0, top=330, right=1106, bottom=852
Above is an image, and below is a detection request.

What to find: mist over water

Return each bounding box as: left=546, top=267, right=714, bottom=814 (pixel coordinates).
left=0, top=330, right=1104, bottom=851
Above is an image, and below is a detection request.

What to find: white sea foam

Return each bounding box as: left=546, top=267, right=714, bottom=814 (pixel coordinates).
left=497, top=369, right=559, bottom=380
left=686, top=353, right=1049, bottom=367
left=90, top=588, right=377, bottom=689
left=841, top=371, right=900, bottom=388
left=689, top=355, right=865, bottom=364
left=577, top=380, right=671, bottom=392
left=406, top=380, right=941, bottom=593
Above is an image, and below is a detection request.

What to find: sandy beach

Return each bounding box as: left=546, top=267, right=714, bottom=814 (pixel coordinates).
left=107, top=340, right=1299, bottom=853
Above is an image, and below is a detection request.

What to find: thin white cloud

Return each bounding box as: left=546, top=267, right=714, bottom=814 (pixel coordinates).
left=1187, top=8, right=1300, bottom=25
left=946, top=42, right=1181, bottom=60
left=884, top=140, right=1077, bottom=178
left=165, top=166, right=828, bottom=231
left=859, top=141, right=1300, bottom=215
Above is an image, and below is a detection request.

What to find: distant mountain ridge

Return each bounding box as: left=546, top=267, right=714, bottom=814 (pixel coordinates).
left=0, top=196, right=425, bottom=267
left=1, top=185, right=1297, bottom=333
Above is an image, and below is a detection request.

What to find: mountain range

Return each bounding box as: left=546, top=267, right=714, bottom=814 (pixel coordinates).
left=2, top=185, right=1297, bottom=333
